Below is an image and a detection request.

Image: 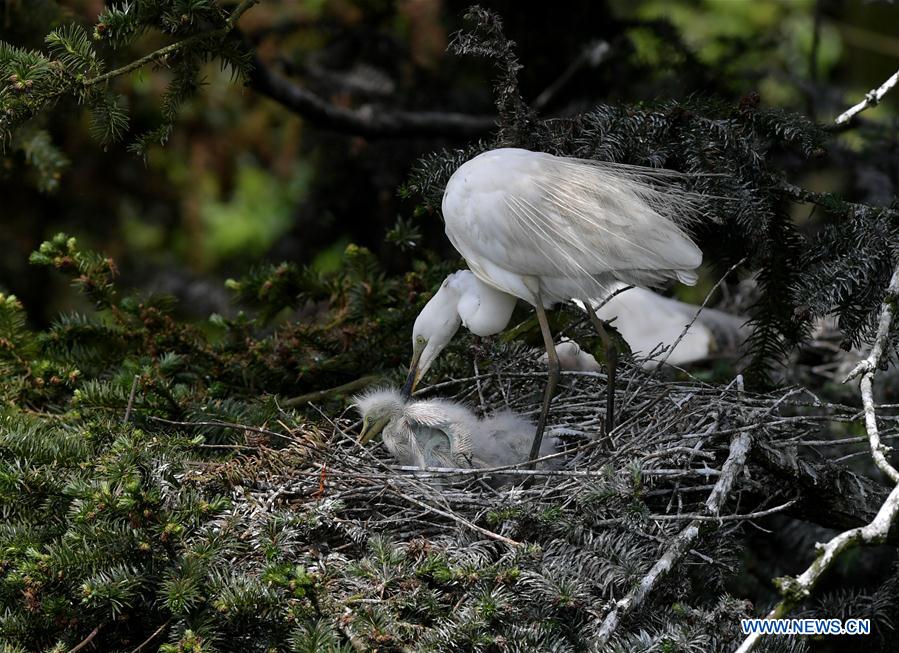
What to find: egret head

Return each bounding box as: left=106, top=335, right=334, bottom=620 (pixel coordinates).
left=354, top=388, right=405, bottom=443
left=403, top=281, right=462, bottom=397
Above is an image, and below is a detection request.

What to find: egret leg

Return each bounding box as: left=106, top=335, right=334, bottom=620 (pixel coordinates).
left=584, top=300, right=617, bottom=437
left=531, top=299, right=559, bottom=462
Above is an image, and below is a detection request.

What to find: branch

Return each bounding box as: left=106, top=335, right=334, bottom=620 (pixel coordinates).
left=835, top=65, right=899, bottom=125
left=753, top=442, right=893, bottom=536
left=246, top=54, right=496, bottom=139
left=735, top=481, right=899, bottom=653
left=533, top=40, right=610, bottom=111
left=282, top=375, right=380, bottom=408
left=778, top=181, right=899, bottom=221
left=735, top=262, right=899, bottom=653
left=84, top=0, right=259, bottom=88
left=844, top=263, right=899, bottom=483
left=129, top=620, right=170, bottom=653
left=594, top=430, right=752, bottom=647
left=67, top=625, right=102, bottom=653
left=387, top=485, right=522, bottom=548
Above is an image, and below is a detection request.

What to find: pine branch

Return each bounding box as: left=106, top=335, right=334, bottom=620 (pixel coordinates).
left=594, top=426, right=752, bottom=647
left=83, top=0, right=259, bottom=88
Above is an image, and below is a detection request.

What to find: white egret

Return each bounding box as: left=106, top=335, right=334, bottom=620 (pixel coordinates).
left=592, top=285, right=749, bottom=367
left=405, top=148, right=705, bottom=460
left=355, top=387, right=559, bottom=475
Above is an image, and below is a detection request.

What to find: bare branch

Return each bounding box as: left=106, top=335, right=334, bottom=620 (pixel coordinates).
left=735, top=481, right=899, bottom=653
left=735, top=262, right=899, bottom=653
left=247, top=55, right=496, bottom=139
left=835, top=66, right=899, bottom=125
left=67, top=625, right=102, bottom=653
left=594, top=429, right=752, bottom=647
left=844, top=263, right=899, bottom=483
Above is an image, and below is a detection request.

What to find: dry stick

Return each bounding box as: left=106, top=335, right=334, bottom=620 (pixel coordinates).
left=835, top=65, right=899, bottom=125
left=843, top=263, right=899, bottom=483
left=622, top=257, right=747, bottom=415
left=123, top=374, right=139, bottom=423
left=594, top=430, right=752, bottom=647
left=129, top=620, right=171, bottom=653
left=735, top=481, right=899, bottom=653
left=282, top=375, right=380, bottom=408
left=67, top=625, right=101, bottom=653
left=386, top=485, right=522, bottom=548
left=734, top=261, right=899, bottom=653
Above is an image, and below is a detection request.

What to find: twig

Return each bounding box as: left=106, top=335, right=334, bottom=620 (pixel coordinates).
left=67, top=625, right=101, bottom=653
left=623, top=258, right=746, bottom=413
left=282, top=375, right=380, bottom=407
left=594, top=430, right=752, bottom=647
left=533, top=40, right=610, bottom=110
left=123, top=374, right=139, bottom=423
left=779, top=181, right=899, bottom=221
left=84, top=0, right=259, bottom=87
left=735, top=262, right=899, bottom=653
left=147, top=416, right=302, bottom=446
left=248, top=54, right=495, bottom=139
left=129, top=620, right=170, bottom=653
left=650, top=498, right=796, bottom=522
left=835, top=65, right=899, bottom=125
left=843, top=263, right=899, bottom=483
left=387, top=486, right=522, bottom=548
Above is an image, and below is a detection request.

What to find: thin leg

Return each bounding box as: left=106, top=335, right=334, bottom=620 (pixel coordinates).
left=584, top=299, right=617, bottom=437
left=531, top=298, right=559, bottom=462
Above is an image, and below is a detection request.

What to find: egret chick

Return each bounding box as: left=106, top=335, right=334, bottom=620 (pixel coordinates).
left=406, top=148, right=705, bottom=461
left=355, top=388, right=559, bottom=475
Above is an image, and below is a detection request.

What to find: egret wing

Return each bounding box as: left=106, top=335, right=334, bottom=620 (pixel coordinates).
left=443, top=149, right=703, bottom=296
left=405, top=401, right=475, bottom=468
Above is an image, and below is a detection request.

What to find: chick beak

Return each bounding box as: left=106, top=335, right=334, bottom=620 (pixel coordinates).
left=359, top=416, right=389, bottom=444
left=401, top=348, right=423, bottom=399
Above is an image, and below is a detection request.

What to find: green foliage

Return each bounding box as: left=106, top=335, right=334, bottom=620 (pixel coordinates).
left=1, top=0, right=257, bottom=172
left=13, top=127, right=69, bottom=192
left=199, top=159, right=311, bottom=267
left=9, top=233, right=457, bottom=413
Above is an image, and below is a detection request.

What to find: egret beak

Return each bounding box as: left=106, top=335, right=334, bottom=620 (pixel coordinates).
left=359, top=416, right=391, bottom=444
left=401, top=347, right=423, bottom=399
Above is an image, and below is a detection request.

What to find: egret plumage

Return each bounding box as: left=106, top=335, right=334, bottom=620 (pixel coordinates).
left=405, top=148, right=706, bottom=460
left=593, top=285, right=749, bottom=366
left=355, top=387, right=559, bottom=475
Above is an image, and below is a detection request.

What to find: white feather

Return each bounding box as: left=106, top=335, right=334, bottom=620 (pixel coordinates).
left=354, top=388, right=560, bottom=475
left=442, top=148, right=704, bottom=307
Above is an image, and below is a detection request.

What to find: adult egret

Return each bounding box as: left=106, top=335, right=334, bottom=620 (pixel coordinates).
left=593, top=285, right=748, bottom=366
left=405, top=148, right=705, bottom=460
left=355, top=387, right=559, bottom=476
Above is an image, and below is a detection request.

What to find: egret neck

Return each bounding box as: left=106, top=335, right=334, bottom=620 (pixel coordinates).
left=403, top=271, right=517, bottom=396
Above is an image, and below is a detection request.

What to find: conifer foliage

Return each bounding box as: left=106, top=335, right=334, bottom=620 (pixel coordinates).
left=4, top=3, right=899, bottom=652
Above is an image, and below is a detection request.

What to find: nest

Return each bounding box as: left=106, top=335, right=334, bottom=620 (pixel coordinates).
left=174, top=337, right=899, bottom=649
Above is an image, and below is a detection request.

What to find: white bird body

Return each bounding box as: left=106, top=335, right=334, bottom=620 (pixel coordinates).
left=594, top=285, right=748, bottom=366
left=355, top=388, right=558, bottom=470
left=408, top=147, right=708, bottom=457
left=415, top=270, right=748, bottom=377
left=442, top=148, right=703, bottom=307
